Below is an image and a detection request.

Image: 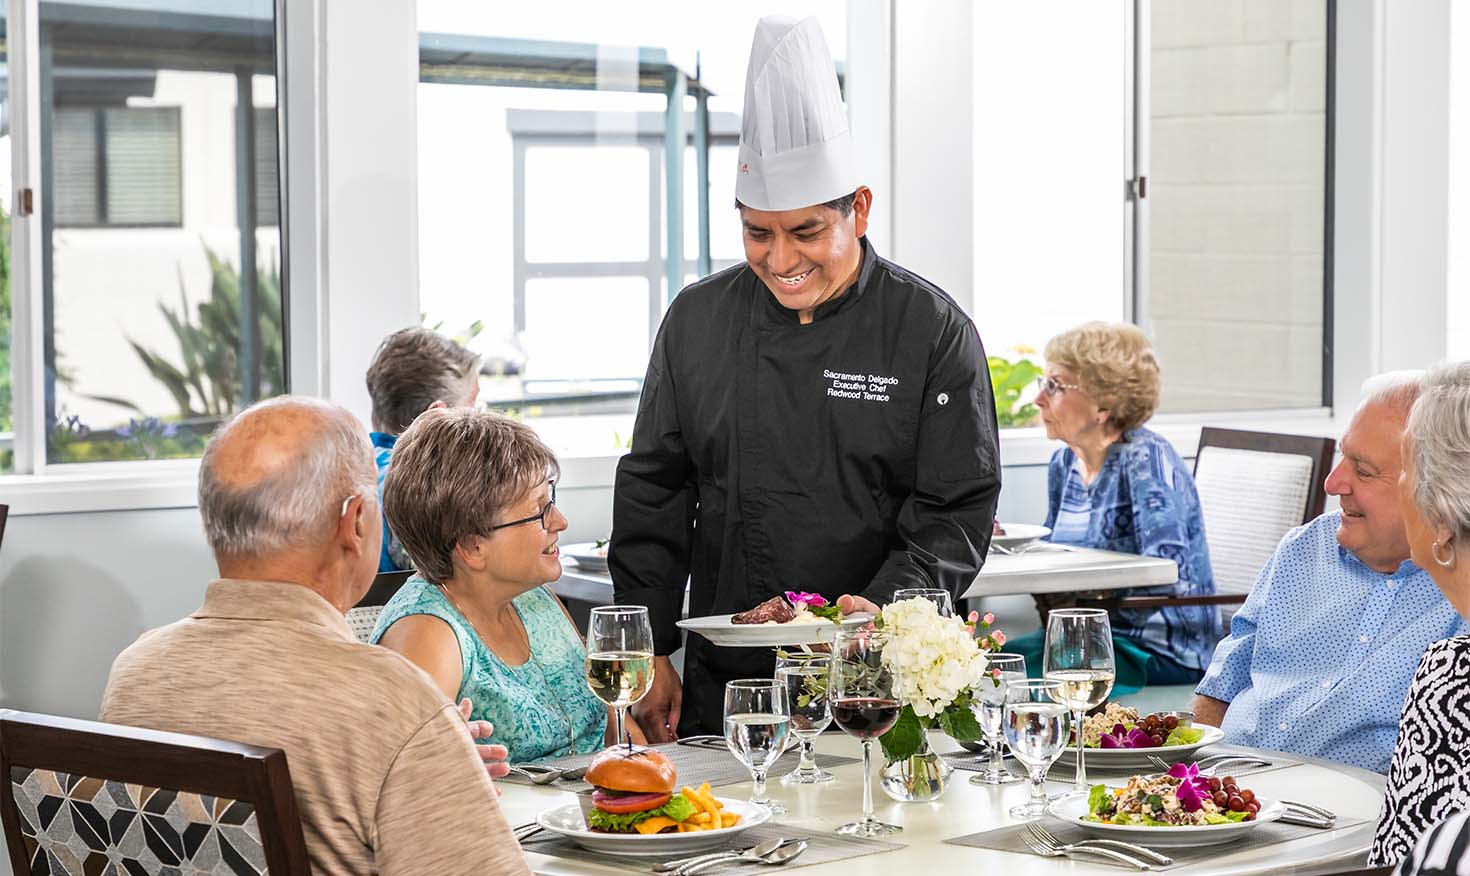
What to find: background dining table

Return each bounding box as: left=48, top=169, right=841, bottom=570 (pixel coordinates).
left=499, top=730, right=1384, bottom=876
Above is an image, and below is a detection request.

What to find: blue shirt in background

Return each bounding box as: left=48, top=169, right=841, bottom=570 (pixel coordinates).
left=370, top=431, right=407, bottom=572
left=1195, top=511, right=1470, bottom=773
left=1044, top=427, right=1222, bottom=672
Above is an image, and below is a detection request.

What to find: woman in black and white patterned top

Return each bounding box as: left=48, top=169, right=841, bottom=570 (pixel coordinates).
left=1370, top=361, right=1470, bottom=870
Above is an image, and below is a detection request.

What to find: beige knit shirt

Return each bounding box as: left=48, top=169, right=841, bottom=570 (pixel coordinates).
left=100, top=579, right=531, bottom=876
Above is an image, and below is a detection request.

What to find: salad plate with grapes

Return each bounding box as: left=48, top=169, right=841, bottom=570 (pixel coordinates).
left=1049, top=763, right=1285, bottom=846
left=1055, top=703, right=1224, bottom=768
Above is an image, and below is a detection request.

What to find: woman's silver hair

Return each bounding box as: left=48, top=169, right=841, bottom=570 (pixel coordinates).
left=1407, top=361, right=1470, bottom=545
left=199, top=396, right=378, bottom=558
left=1359, top=369, right=1425, bottom=415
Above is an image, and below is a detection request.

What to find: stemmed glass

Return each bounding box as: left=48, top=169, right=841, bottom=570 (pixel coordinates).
left=892, top=588, right=954, bottom=617
left=1004, top=678, right=1070, bottom=820
left=723, top=679, right=790, bottom=814
left=828, top=629, right=902, bottom=836
left=585, top=605, right=655, bottom=747
left=1043, top=608, right=1115, bottom=792
left=775, top=651, right=834, bottom=784
left=969, top=653, right=1027, bottom=785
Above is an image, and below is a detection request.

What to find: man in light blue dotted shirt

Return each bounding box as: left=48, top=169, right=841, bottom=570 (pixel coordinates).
left=1193, top=372, right=1470, bottom=774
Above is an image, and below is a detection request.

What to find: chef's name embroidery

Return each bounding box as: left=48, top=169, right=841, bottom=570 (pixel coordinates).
left=823, top=369, right=898, bottom=403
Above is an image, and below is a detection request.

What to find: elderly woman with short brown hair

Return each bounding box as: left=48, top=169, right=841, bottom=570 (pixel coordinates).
left=1369, top=361, right=1470, bottom=873
left=1011, top=322, right=1221, bottom=694
left=370, top=408, right=641, bottom=763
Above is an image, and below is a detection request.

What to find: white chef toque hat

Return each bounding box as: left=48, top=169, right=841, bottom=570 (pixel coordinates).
left=735, top=15, right=857, bottom=212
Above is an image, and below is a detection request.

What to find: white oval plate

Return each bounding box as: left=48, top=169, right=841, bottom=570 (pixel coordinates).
left=1048, top=789, right=1284, bottom=847
left=535, top=797, right=768, bottom=855
left=992, top=523, right=1051, bottom=550
left=562, top=542, right=609, bottom=571
left=676, top=613, right=873, bottom=648
left=1057, top=724, right=1226, bottom=768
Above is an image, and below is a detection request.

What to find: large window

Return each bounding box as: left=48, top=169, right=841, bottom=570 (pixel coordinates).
left=0, top=0, right=286, bottom=471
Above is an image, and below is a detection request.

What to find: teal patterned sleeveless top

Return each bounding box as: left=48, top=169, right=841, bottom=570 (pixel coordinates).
left=370, top=578, right=607, bottom=762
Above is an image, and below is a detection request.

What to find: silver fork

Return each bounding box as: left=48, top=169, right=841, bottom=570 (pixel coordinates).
left=1027, top=822, right=1173, bottom=867
left=1019, top=824, right=1151, bottom=870
left=1145, top=753, right=1272, bottom=775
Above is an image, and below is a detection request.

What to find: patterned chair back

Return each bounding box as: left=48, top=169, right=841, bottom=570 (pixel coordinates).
left=0, top=710, right=309, bottom=875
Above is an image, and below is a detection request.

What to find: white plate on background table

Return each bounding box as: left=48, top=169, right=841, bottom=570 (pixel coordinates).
left=562, top=542, right=609, bottom=571
left=991, top=523, right=1051, bottom=550
left=1055, top=724, right=1226, bottom=768
left=1048, top=790, right=1285, bottom=847
left=676, top=613, right=873, bottom=648
left=534, top=797, right=768, bottom=855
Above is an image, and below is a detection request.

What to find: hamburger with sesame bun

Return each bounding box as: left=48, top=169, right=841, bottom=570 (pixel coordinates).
left=583, top=746, right=697, bottom=834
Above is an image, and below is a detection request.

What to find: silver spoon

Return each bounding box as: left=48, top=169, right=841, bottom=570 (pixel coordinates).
left=655, top=838, right=786, bottom=873
left=678, top=841, right=807, bottom=876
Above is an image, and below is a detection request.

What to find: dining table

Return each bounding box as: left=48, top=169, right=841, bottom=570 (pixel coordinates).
left=498, top=731, right=1384, bottom=876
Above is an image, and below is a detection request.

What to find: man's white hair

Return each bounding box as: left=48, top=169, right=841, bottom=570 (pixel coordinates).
left=1358, top=369, right=1425, bottom=416
left=198, top=396, right=377, bottom=558
left=1407, top=361, right=1470, bottom=545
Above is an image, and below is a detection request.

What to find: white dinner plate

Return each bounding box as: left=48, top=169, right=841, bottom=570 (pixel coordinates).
left=676, top=613, right=873, bottom=648
left=535, top=797, right=768, bottom=855
left=991, top=523, right=1051, bottom=550
left=562, top=542, right=609, bottom=571
left=1056, top=724, right=1227, bottom=768
left=1048, top=789, right=1285, bottom=847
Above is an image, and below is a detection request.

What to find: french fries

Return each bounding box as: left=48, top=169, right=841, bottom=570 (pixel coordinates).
left=675, top=783, right=741, bottom=832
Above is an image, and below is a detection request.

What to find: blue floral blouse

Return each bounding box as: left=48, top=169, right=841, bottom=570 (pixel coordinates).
left=370, top=578, right=608, bottom=762
left=1043, top=427, right=1223, bottom=671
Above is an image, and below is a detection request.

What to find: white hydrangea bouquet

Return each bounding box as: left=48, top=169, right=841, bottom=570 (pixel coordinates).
left=876, top=597, right=1002, bottom=765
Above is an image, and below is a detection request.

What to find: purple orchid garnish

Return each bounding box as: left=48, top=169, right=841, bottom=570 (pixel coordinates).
left=1167, top=762, right=1213, bottom=812
left=1099, top=723, right=1154, bottom=749
left=785, top=591, right=828, bottom=608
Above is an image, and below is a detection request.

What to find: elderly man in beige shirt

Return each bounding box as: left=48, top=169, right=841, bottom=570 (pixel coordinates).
left=100, top=396, right=530, bottom=876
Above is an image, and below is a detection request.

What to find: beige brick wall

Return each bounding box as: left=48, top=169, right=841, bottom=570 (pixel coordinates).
left=1149, top=0, right=1328, bottom=412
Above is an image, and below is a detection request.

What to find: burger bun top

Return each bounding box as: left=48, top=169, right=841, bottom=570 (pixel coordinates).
left=584, top=745, right=677, bottom=794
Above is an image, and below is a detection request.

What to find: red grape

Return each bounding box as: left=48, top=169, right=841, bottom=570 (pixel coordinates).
left=1212, top=790, right=1229, bottom=807
left=1240, top=789, right=1255, bottom=805
left=1227, top=795, right=1246, bottom=812
left=1221, top=776, right=1237, bottom=787
left=1163, top=715, right=1179, bottom=730
left=1208, top=777, right=1222, bottom=792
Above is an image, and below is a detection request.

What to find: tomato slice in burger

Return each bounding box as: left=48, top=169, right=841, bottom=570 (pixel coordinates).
left=593, top=791, right=671, bottom=814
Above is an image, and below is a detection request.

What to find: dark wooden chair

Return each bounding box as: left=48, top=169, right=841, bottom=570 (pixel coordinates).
left=1106, top=427, right=1336, bottom=612
left=0, top=709, right=309, bottom=875
left=345, top=569, right=415, bottom=643
left=0, top=503, right=8, bottom=553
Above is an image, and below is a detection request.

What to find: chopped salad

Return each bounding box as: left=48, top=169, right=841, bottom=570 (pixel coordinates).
left=1081, top=703, right=1206, bottom=749
left=1084, top=764, right=1260, bottom=826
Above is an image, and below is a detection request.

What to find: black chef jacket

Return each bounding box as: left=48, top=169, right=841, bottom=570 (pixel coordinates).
left=610, top=238, right=1002, bottom=734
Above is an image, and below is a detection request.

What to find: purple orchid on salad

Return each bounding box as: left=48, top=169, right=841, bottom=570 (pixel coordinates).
left=1167, top=761, right=1213, bottom=812
left=1099, top=723, right=1154, bottom=749
left=785, top=591, right=842, bottom=621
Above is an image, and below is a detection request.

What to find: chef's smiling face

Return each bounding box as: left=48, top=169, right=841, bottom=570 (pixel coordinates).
left=740, top=187, right=871, bottom=324
left=1325, top=401, right=1412, bottom=573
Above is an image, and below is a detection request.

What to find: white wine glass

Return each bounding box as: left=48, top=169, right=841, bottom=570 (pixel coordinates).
left=891, top=587, right=954, bottom=617
left=969, top=652, right=1026, bottom=785
left=1004, top=678, right=1070, bottom=819
left=775, top=651, right=834, bottom=784
left=1043, top=607, right=1115, bottom=792
left=585, top=605, right=655, bottom=746
left=829, top=629, right=902, bottom=837
left=723, top=679, right=790, bottom=814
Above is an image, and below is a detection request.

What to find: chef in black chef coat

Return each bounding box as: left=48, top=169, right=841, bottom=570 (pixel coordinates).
left=610, top=14, right=1002, bottom=739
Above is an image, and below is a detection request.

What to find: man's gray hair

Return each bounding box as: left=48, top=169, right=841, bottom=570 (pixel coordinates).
left=199, top=396, right=378, bottom=558
left=1407, top=361, right=1470, bottom=545
left=1359, top=369, right=1425, bottom=415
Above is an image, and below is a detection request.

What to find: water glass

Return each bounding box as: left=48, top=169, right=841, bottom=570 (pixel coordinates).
left=1043, top=608, right=1115, bottom=791
left=969, top=652, right=1026, bottom=785
left=1003, top=678, right=1070, bottom=820
left=775, top=651, right=833, bottom=784
left=585, top=605, right=655, bottom=746
left=891, top=587, right=954, bottom=617
left=723, top=679, right=790, bottom=814
left=829, top=629, right=902, bottom=837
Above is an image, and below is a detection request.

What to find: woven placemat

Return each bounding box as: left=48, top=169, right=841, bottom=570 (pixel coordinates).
left=521, top=822, right=904, bottom=875
left=501, top=741, right=860, bottom=790
left=944, top=815, right=1369, bottom=870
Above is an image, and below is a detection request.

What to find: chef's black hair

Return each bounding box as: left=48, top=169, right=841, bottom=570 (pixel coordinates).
left=734, top=190, right=856, bottom=216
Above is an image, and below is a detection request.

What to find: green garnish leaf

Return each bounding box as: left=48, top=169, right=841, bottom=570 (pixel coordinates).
left=1164, top=726, right=1206, bottom=747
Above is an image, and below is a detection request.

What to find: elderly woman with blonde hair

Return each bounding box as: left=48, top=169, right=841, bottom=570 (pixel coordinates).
left=1369, top=360, right=1470, bottom=874
left=1010, top=322, right=1220, bottom=694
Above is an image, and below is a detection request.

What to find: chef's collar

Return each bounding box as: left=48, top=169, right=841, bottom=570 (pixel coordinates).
left=756, top=236, right=877, bottom=325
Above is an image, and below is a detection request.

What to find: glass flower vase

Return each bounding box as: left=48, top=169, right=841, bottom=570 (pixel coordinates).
left=879, top=733, right=954, bottom=802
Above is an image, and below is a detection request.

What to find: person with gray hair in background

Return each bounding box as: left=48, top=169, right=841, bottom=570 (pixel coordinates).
left=1369, top=361, right=1470, bottom=872
left=1192, top=370, right=1470, bottom=773
left=365, top=327, right=483, bottom=571
left=100, top=396, right=531, bottom=876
